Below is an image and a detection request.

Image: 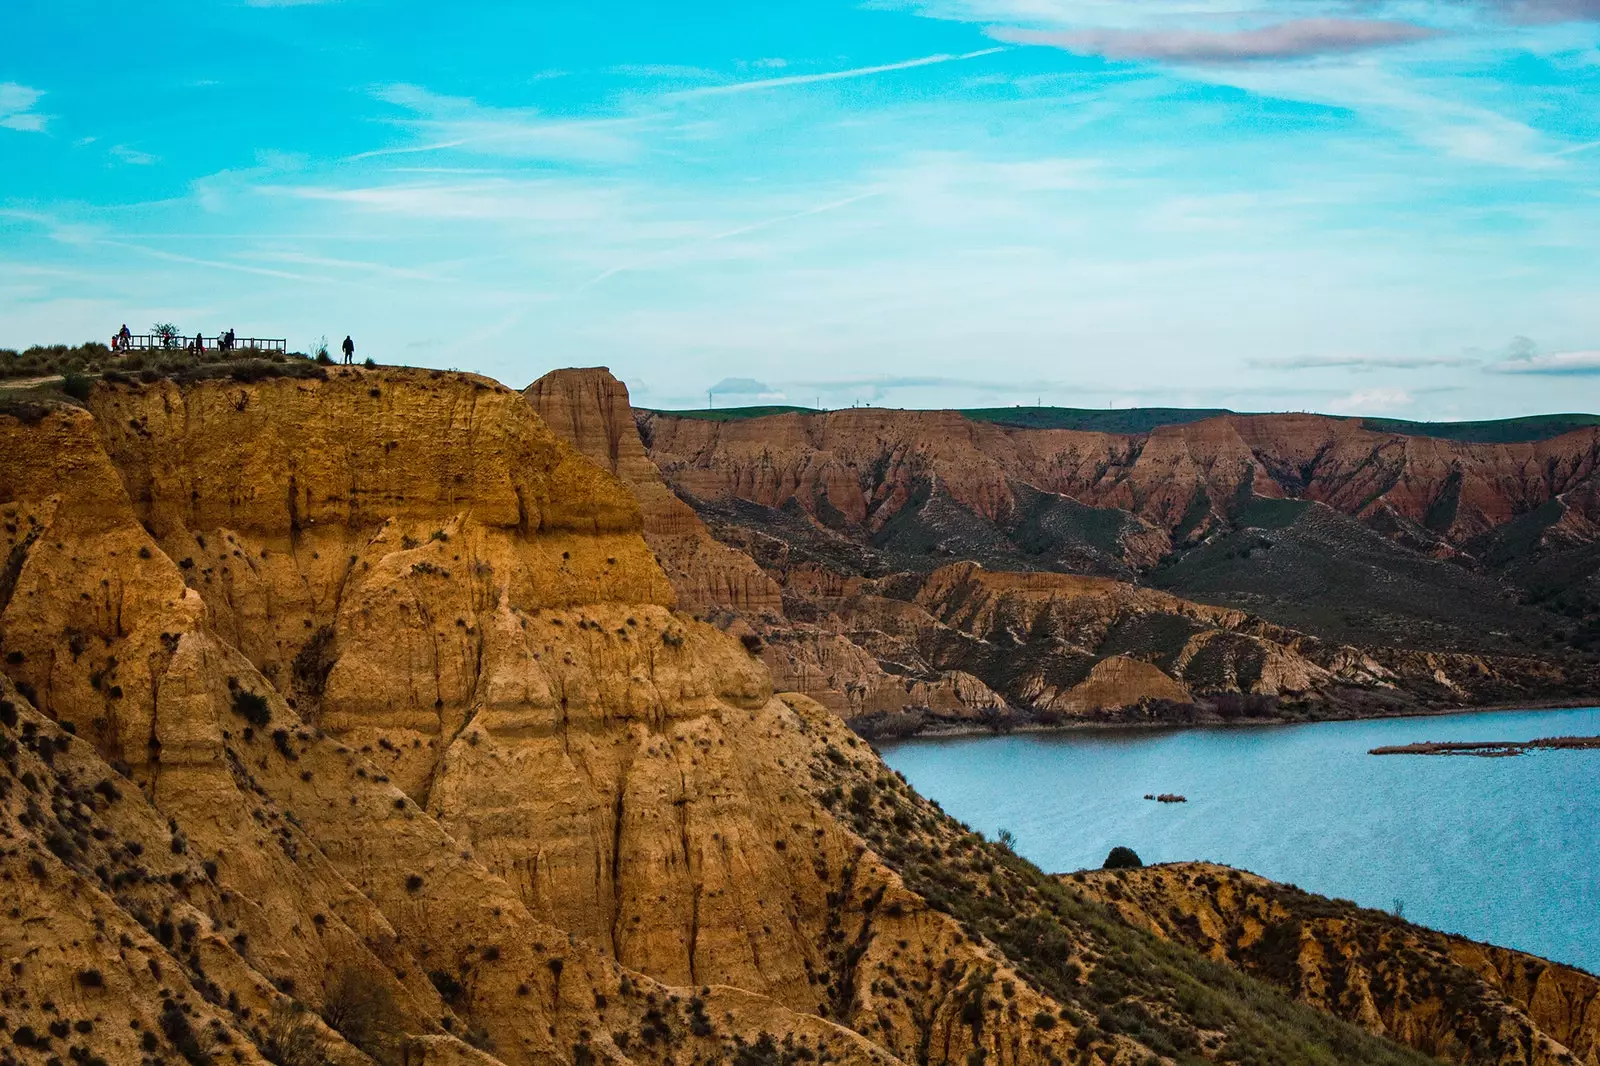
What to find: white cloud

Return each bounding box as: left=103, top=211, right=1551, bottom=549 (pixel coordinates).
left=356, top=84, right=641, bottom=163
left=0, top=83, right=49, bottom=133
left=989, top=19, right=1440, bottom=63
left=110, top=145, right=158, bottom=165
left=1336, top=387, right=1414, bottom=411
left=1489, top=349, right=1600, bottom=374
left=665, top=48, right=1007, bottom=99
left=1250, top=353, right=1481, bottom=370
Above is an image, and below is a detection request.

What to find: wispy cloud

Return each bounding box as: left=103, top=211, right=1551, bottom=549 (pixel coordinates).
left=1334, top=387, right=1415, bottom=411
left=579, top=191, right=883, bottom=289
left=989, top=19, right=1441, bottom=64
left=356, top=84, right=640, bottom=163
left=1488, top=0, right=1600, bottom=23
left=1182, top=61, right=1556, bottom=167
left=109, top=145, right=159, bottom=165
left=0, top=83, right=50, bottom=133
left=1489, top=349, right=1600, bottom=374
left=263, top=177, right=624, bottom=223
left=667, top=47, right=1007, bottom=99
left=707, top=377, right=788, bottom=401
left=1250, top=354, right=1481, bottom=370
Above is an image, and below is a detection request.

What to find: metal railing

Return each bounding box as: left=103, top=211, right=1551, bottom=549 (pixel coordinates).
left=114, top=335, right=288, bottom=353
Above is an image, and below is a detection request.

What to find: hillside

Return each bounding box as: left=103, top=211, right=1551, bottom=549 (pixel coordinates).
left=1073, top=863, right=1600, bottom=1065
left=3, top=367, right=1538, bottom=1066
left=628, top=398, right=1600, bottom=732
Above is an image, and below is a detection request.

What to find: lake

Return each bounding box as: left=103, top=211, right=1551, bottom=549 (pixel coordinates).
left=880, top=706, right=1600, bottom=974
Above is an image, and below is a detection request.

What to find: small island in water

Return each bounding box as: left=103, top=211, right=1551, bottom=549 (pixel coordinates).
left=1370, top=735, right=1600, bottom=757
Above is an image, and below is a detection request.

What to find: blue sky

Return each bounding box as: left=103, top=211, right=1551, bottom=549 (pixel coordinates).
left=2, top=0, right=1599, bottom=417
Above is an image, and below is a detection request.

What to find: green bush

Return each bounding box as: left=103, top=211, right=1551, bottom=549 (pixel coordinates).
left=1103, top=846, right=1143, bottom=870
left=60, top=372, right=93, bottom=401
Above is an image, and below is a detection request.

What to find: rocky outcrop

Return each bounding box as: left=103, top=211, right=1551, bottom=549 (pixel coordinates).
left=526, top=369, right=782, bottom=616
left=1073, top=863, right=1600, bottom=1066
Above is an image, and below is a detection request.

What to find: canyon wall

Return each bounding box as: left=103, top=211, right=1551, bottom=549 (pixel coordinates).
left=633, top=401, right=1598, bottom=729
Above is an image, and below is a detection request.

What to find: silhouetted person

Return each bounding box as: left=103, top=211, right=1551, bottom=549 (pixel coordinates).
left=342, top=335, right=354, bottom=365
left=194, top=332, right=204, bottom=354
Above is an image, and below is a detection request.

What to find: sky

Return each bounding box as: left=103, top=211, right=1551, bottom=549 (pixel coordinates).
left=2, top=0, right=1599, bottom=418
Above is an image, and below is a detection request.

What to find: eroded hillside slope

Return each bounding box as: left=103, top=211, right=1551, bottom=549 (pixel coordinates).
left=1073, top=863, right=1600, bottom=1066
left=631, top=402, right=1597, bottom=729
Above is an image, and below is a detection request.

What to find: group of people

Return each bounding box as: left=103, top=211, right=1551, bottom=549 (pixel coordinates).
left=108, top=325, right=243, bottom=354
left=105, top=324, right=356, bottom=363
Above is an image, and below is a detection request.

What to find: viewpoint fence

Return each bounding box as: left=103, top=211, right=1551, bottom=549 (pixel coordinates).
left=115, top=335, right=288, bottom=354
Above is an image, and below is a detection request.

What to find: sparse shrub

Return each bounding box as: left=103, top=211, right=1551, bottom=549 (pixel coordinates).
left=321, top=966, right=399, bottom=1064
left=261, top=1001, right=325, bottom=1066
left=427, top=969, right=465, bottom=1006
left=158, top=1000, right=209, bottom=1066
left=231, top=689, right=271, bottom=727
left=61, top=372, right=93, bottom=401
left=1103, top=846, right=1143, bottom=870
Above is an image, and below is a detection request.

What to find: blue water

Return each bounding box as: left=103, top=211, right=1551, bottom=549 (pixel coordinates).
left=880, top=706, right=1600, bottom=973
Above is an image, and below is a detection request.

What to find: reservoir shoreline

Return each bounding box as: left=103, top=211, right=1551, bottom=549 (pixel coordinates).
left=869, top=695, right=1600, bottom=744
left=881, top=704, right=1600, bottom=972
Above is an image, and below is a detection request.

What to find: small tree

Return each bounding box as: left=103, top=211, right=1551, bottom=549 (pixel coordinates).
left=322, top=966, right=400, bottom=1064
left=313, top=336, right=332, bottom=365
left=151, top=323, right=180, bottom=348
left=262, top=1002, right=327, bottom=1066
left=1102, top=846, right=1143, bottom=870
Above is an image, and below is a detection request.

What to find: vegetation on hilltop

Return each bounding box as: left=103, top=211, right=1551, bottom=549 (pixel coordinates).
left=1, top=341, right=314, bottom=379
left=0, top=342, right=356, bottom=419
left=643, top=401, right=1600, bottom=444
left=1361, top=413, right=1600, bottom=444
left=0, top=341, right=116, bottom=379
left=645, top=404, right=815, bottom=421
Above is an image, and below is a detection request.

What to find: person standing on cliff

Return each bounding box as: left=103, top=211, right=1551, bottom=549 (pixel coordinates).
left=342, top=335, right=355, bottom=365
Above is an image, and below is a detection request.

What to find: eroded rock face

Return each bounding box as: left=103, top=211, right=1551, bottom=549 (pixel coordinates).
left=632, top=404, right=1599, bottom=729
left=0, top=373, right=1120, bottom=1066
left=1072, top=863, right=1600, bottom=1066
left=526, top=369, right=783, bottom=616
left=639, top=409, right=1600, bottom=552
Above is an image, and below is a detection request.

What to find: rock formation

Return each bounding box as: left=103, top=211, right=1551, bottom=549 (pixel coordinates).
left=525, top=369, right=782, bottom=617
left=633, top=403, right=1600, bottom=731
left=1073, top=863, right=1600, bottom=1066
